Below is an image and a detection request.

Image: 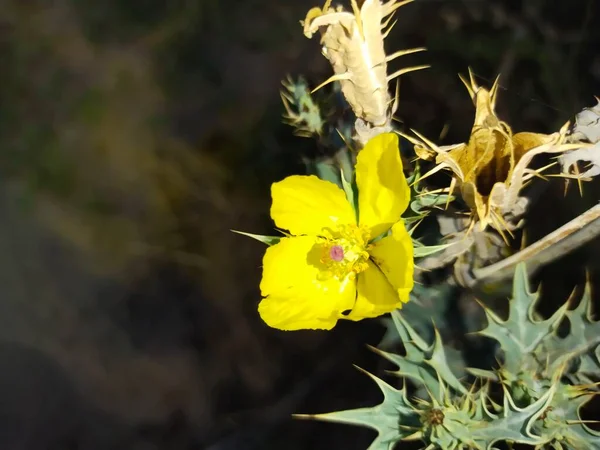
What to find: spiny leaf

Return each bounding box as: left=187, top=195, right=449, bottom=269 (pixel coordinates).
left=231, top=230, right=281, bottom=245
left=378, top=282, right=456, bottom=349
left=545, top=280, right=600, bottom=374
left=375, top=311, right=467, bottom=401
left=281, top=75, right=324, bottom=137
left=294, top=368, right=420, bottom=450
left=410, top=193, right=454, bottom=214
left=478, top=262, right=567, bottom=374
left=340, top=167, right=357, bottom=220
left=467, top=383, right=556, bottom=448
left=413, top=242, right=456, bottom=258
left=531, top=382, right=600, bottom=449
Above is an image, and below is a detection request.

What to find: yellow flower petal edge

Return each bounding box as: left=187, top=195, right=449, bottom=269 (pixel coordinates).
left=259, top=236, right=357, bottom=330
left=270, top=175, right=356, bottom=236
left=368, top=221, right=414, bottom=303
left=343, top=261, right=402, bottom=321
left=356, top=133, right=410, bottom=238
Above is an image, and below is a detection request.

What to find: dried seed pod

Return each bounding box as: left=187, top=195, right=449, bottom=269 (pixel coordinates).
left=302, top=0, right=428, bottom=144
left=402, top=70, right=579, bottom=233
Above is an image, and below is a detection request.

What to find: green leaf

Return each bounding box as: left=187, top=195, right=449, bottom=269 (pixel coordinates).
left=545, top=280, right=600, bottom=374
left=374, top=311, right=468, bottom=401
left=340, top=167, right=357, bottom=221
left=466, top=368, right=499, bottom=382
left=410, top=194, right=454, bottom=214
left=294, top=369, right=421, bottom=450
left=477, top=262, right=567, bottom=374
left=530, top=383, right=600, bottom=448
left=231, top=230, right=281, bottom=245
left=300, top=262, right=600, bottom=450
left=309, top=159, right=341, bottom=186
left=413, top=242, right=455, bottom=258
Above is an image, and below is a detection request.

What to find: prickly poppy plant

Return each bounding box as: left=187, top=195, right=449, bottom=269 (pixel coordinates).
left=236, top=0, right=600, bottom=448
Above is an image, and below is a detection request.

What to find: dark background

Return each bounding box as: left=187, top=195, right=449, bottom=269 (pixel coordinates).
left=0, top=0, right=599, bottom=449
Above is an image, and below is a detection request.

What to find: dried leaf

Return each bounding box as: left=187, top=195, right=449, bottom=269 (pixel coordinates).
left=568, top=96, right=600, bottom=143
left=559, top=141, right=600, bottom=178
left=559, top=98, right=600, bottom=179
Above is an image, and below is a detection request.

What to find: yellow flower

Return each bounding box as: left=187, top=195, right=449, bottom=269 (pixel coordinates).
left=258, top=133, right=414, bottom=331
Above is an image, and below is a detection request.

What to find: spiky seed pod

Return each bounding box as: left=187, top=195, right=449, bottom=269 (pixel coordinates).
left=402, top=70, right=580, bottom=233
left=301, top=0, right=428, bottom=145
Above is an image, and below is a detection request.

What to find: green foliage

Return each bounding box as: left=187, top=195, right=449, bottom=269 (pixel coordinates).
left=281, top=75, right=325, bottom=138
left=230, top=230, right=282, bottom=246
left=407, top=166, right=454, bottom=219
left=299, top=263, right=600, bottom=449
left=280, top=76, right=356, bottom=188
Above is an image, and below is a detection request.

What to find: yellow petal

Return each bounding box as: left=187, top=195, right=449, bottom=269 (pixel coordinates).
left=342, top=261, right=401, bottom=322
left=259, top=236, right=356, bottom=330
left=259, top=294, right=340, bottom=330
left=369, top=221, right=414, bottom=302
left=271, top=175, right=355, bottom=236
left=356, top=133, right=410, bottom=238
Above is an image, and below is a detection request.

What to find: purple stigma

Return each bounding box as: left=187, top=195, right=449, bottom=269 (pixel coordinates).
left=329, top=245, right=344, bottom=262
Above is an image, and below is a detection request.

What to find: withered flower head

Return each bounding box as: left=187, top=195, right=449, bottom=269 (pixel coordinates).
left=302, top=0, right=428, bottom=143
left=403, top=69, right=577, bottom=232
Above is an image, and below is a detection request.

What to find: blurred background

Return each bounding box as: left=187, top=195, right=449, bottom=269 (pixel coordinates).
left=0, top=0, right=598, bottom=448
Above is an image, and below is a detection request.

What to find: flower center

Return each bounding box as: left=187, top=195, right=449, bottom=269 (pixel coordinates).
left=329, top=245, right=345, bottom=262
left=318, top=224, right=371, bottom=279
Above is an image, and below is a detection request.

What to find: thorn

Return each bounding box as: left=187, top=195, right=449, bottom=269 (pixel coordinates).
left=383, top=0, right=414, bottom=18
left=459, top=71, right=476, bottom=100
left=380, top=10, right=396, bottom=30
left=395, top=130, right=425, bottom=148
left=335, top=127, right=353, bottom=151
left=468, top=67, right=478, bottom=91
left=391, top=78, right=401, bottom=115
left=280, top=94, right=295, bottom=116
left=352, top=364, right=370, bottom=375
left=493, top=222, right=510, bottom=246
left=365, top=344, right=384, bottom=355
left=410, top=128, right=442, bottom=151
left=413, top=163, right=449, bottom=185
left=280, top=90, right=294, bottom=103
left=466, top=216, right=476, bottom=236
left=292, top=413, right=316, bottom=420
left=382, top=19, right=398, bottom=39
left=311, top=72, right=352, bottom=93
left=387, top=64, right=430, bottom=82
left=407, top=216, right=426, bottom=233
left=566, top=419, right=600, bottom=425
left=574, top=161, right=584, bottom=197
left=438, top=123, right=450, bottom=141
left=520, top=228, right=527, bottom=250
left=446, top=177, right=456, bottom=210
left=414, top=264, right=432, bottom=273
left=385, top=47, right=427, bottom=63
left=489, top=74, right=501, bottom=109
left=350, top=0, right=364, bottom=40
left=415, top=187, right=450, bottom=196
